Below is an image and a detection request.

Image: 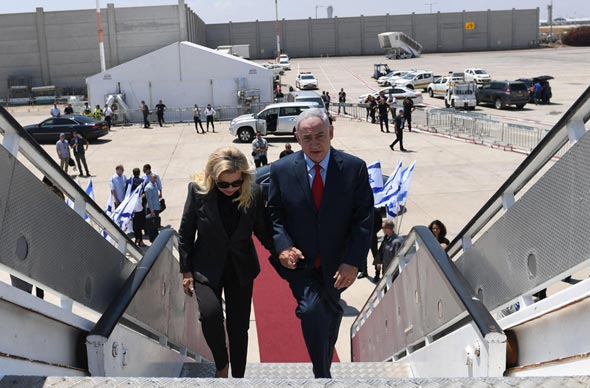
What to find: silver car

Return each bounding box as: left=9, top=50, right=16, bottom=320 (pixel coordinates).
left=229, top=102, right=318, bottom=143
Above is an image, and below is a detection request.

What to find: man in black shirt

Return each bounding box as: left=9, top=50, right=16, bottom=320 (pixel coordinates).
left=279, top=143, right=294, bottom=158
left=377, top=98, right=390, bottom=133
left=402, top=97, right=415, bottom=132
left=64, top=103, right=74, bottom=115
left=155, top=99, right=167, bottom=127
left=389, top=110, right=407, bottom=151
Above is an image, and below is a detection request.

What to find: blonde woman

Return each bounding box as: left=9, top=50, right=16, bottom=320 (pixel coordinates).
left=178, top=146, right=274, bottom=378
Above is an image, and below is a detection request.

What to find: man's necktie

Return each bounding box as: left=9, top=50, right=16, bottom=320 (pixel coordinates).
left=311, top=164, right=323, bottom=210
left=311, top=164, right=323, bottom=267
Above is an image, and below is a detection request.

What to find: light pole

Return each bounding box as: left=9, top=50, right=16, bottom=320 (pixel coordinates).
left=275, top=0, right=281, bottom=60
left=548, top=0, right=554, bottom=36
left=315, top=5, right=325, bottom=19
left=425, top=2, right=437, bottom=13
left=95, top=0, right=106, bottom=72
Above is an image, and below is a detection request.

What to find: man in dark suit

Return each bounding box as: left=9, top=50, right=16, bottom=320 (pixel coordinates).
left=267, top=108, right=374, bottom=378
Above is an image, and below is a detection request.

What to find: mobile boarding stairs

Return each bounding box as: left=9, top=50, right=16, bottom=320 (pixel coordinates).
left=1, top=86, right=590, bottom=385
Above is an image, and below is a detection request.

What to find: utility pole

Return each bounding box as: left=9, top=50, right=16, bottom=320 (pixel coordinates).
left=95, top=0, right=106, bottom=72
left=548, top=0, right=554, bottom=36
left=425, top=2, right=437, bottom=13
left=275, top=0, right=281, bottom=60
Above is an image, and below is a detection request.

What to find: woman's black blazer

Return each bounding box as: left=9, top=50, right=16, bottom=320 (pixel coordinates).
left=178, top=182, right=274, bottom=287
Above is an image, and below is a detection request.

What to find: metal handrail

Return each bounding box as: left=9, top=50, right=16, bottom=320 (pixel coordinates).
left=446, top=85, right=590, bottom=259
left=351, top=226, right=503, bottom=345
left=89, top=228, right=174, bottom=339
left=0, top=105, right=143, bottom=262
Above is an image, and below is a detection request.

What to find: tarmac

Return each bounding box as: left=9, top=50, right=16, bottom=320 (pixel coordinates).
left=4, top=46, right=590, bottom=363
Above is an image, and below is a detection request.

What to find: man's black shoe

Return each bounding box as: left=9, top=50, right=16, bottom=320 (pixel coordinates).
left=389, top=145, right=394, bottom=151
left=357, top=271, right=369, bottom=279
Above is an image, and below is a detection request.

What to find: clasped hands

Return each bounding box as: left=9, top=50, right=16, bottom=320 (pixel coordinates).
left=278, top=247, right=358, bottom=289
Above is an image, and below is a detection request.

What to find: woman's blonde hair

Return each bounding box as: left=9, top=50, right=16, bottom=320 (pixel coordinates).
left=193, top=146, right=255, bottom=209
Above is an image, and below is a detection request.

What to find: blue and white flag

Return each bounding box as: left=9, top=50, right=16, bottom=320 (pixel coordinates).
left=105, top=192, right=113, bottom=218
left=397, top=160, right=416, bottom=210
left=111, top=184, right=143, bottom=234
left=368, top=161, right=383, bottom=192
left=375, top=159, right=403, bottom=207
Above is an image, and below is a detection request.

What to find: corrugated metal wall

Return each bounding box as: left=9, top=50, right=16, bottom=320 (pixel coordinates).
left=0, top=4, right=538, bottom=99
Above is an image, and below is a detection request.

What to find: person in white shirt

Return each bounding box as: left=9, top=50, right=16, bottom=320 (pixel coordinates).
left=205, top=104, right=216, bottom=133
left=50, top=104, right=60, bottom=118
left=104, top=104, right=113, bottom=130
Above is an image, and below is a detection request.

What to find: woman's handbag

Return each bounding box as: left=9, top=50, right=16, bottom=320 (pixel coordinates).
left=145, top=215, right=161, bottom=230
left=68, top=158, right=75, bottom=167
left=159, top=198, right=167, bottom=213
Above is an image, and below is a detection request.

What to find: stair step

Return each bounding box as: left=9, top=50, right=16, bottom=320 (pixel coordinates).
left=3, top=376, right=590, bottom=387
left=181, top=362, right=412, bottom=378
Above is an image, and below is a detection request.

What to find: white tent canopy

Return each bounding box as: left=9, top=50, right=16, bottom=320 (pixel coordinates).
left=86, top=41, right=273, bottom=118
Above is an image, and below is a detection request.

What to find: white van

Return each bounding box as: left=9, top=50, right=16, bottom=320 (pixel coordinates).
left=229, top=101, right=318, bottom=142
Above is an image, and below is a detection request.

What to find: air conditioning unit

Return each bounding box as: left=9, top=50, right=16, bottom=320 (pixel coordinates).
left=105, top=94, right=130, bottom=125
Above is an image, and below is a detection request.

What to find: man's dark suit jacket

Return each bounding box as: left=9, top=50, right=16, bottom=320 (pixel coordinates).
left=267, top=148, right=374, bottom=279
left=178, top=182, right=273, bottom=287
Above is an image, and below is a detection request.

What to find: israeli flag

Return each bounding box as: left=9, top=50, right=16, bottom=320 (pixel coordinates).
left=397, top=160, right=416, bottom=209
left=368, top=161, right=383, bottom=192
left=385, top=195, right=400, bottom=219
left=375, top=159, right=403, bottom=207
left=111, top=184, right=143, bottom=234
left=105, top=192, right=113, bottom=218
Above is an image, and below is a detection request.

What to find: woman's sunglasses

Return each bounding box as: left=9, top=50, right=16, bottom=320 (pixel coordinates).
left=216, top=179, right=243, bottom=189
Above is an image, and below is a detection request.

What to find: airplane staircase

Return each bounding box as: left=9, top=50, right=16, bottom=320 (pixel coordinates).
left=2, top=79, right=590, bottom=386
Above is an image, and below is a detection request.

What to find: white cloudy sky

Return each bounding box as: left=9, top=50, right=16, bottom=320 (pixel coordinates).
left=2, top=0, right=588, bottom=22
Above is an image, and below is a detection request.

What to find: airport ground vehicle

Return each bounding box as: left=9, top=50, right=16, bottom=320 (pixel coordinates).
left=372, top=63, right=392, bottom=79
left=23, top=115, right=109, bottom=142
left=445, top=81, right=477, bottom=110
left=295, top=72, right=318, bottom=90
left=476, top=80, right=529, bottom=109
left=464, top=68, right=491, bottom=84
left=378, top=32, right=423, bottom=59
left=358, top=86, right=423, bottom=105
left=229, top=101, right=318, bottom=142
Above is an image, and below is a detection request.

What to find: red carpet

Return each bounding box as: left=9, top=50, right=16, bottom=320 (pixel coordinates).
left=252, top=238, right=339, bottom=363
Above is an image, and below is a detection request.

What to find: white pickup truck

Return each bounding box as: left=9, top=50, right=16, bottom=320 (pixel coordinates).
left=394, top=71, right=434, bottom=91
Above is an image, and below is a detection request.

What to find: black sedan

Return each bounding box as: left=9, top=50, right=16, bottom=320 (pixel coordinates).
left=23, top=115, right=109, bottom=143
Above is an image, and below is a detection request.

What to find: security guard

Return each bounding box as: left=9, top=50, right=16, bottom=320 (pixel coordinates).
left=93, top=105, right=104, bottom=121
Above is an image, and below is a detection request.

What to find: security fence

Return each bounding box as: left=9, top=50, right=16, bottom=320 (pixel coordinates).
left=424, top=108, right=570, bottom=156
left=111, top=102, right=272, bottom=126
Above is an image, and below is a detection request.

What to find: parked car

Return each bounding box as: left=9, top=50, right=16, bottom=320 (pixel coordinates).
left=358, top=86, right=423, bottom=105
left=229, top=101, right=318, bottom=143
left=427, top=73, right=466, bottom=98
left=277, top=57, right=291, bottom=71
left=377, top=70, right=409, bottom=86
left=295, top=72, right=318, bottom=90
left=475, top=81, right=529, bottom=109
left=464, top=68, right=491, bottom=85
left=515, top=75, right=554, bottom=103
left=23, top=115, right=109, bottom=143
left=393, top=71, right=434, bottom=91
left=286, top=90, right=325, bottom=110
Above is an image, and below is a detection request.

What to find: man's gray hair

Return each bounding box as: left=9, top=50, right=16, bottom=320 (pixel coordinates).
left=295, top=108, right=330, bottom=133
